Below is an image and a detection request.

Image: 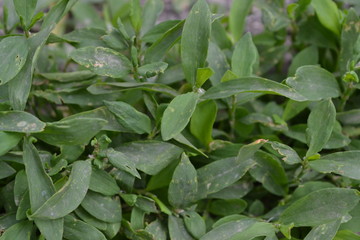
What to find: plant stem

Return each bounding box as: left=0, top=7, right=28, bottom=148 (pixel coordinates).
left=339, top=82, right=354, bottom=112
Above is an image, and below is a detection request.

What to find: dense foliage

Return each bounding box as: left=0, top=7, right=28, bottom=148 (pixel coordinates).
left=1, top=0, right=360, bottom=239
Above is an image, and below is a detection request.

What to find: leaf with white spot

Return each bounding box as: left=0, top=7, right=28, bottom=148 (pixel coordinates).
left=305, top=99, right=336, bottom=158
left=280, top=188, right=359, bottom=227
left=268, top=141, right=302, bottom=165
left=81, top=191, right=122, bottom=223
left=286, top=66, right=340, bottom=101
left=0, top=111, right=45, bottom=133
left=168, top=153, right=198, bottom=208
left=35, top=118, right=107, bottom=146
left=197, top=139, right=266, bottom=198
left=0, top=36, right=28, bottom=85
left=104, top=100, right=152, bottom=134
left=30, top=161, right=92, bottom=220
left=161, top=92, right=199, bottom=141
left=309, top=151, right=360, bottom=180
left=114, top=141, right=183, bottom=175
left=70, top=47, right=132, bottom=78
left=23, top=138, right=63, bottom=240
left=181, top=0, right=212, bottom=86
left=63, top=215, right=107, bottom=240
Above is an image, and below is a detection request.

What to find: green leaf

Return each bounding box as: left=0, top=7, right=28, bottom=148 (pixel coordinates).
left=0, top=132, right=22, bottom=156
left=209, top=199, right=247, bottom=216
left=230, top=222, right=276, bottom=240
left=63, top=215, right=107, bottom=240
left=298, top=14, right=338, bottom=48
left=70, top=47, right=132, bottom=78
left=146, top=158, right=180, bottom=191
left=168, top=153, right=198, bottom=208
left=161, top=92, right=199, bottom=141
left=47, top=159, right=68, bottom=176
left=30, top=161, right=92, bottom=219
left=249, top=151, right=288, bottom=196
left=23, top=138, right=63, bottom=240
left=14, top=171, right=28, bottom=206
left=105, top=100, right=151, bottom=134
left=134, top=196, right=158, bottom=213
left=131, top=207, right=145, bottom=230
left=141, top=0, right=164, bottom=36
left=279, top=188, right=359, bottom=227
left=0, top=212, right=18, bottom=232
left=262, top=0, right=291, bottom=31
left=35, top=118, right=107, bottom=146
left=0, top=181, right=17, bottom=212
left=311, top=0, right=341, bottom=35
left=304, top=218, right=341, bottom=240
left=334, top=230, right=360, bottom=240
left=62, top=107, right=125, bottom=132
left=61, top=28, right=107, bottom=47
left=8, top=25, right=53, bottom=110
left=229, top=0, right=253, bottom=42
left=173, top=133, right=208, bottom=157
left=305, top=99, right=336, bottom=158
left=88, top=82, right=178, bottom=97
left=101, top=29, right=129, bottom=51
left=89, top=168, right=120, bottom=195
left=282, top=100, right=309, bottom=121
left=203, top=77, right=307, bottom=101
left=0, top=161, right=16, bottom=180
left=142, top=20, right=181, bottom=43
left=289, top=181, right=335, bottom=203
left=107, top=148, right=141, bottom=179
left=0, top=111, right=45, bottom=133
left=144, top=20, right=184, bottom=63
left=309, top=151, right=360, bottom=180
left=195, top=67, right=214, bottom=88
left=181, top=0, right=212, bottom=85
left=288, top=46, right=318, bottom=76
left=16, top=191, right=30, bottom=220
left=339, top=202, right=360, bottom=233
left=207, top=42, right=230, bottom=85
left=197, top=139, right=266, bottom=198
left=221, top=70, right=239, bottom=83
left=268, top=141, right=302, bottom=165
left=339, top=9, right=360, bottom=75
left=0, top=36, right=28, bottom=85
left=183, top=211, right=206, bottom=239
left=123, top=220, right=154, bottom=240
left=199, top=218, right=256, bottom=240
left=231, top=32, right=259, bottom=77
left=130, top=0, right=142, bottom=32
left=285, top=66, right=340, bottom=101
left=13, top=0, right=37, bottom=28
left=81, top=191, right=122, bottom=223
left=208, top=180, right=253, bottom=200
left=114, top=141, right=182, bottom=175
left=103, top=222, right=121, bottom=239
left=190, top=100, right=217, bottom=146
left=0, top=221, right=33, bottom=240
left=211, top=19, right=232, bottom=49
left=74, top=206, right=107, bottom=230
left=336, top=109, right=360, bottom=125
left=145, top=219, right=167, bottom=240
left=168, top=215, right=194, bottom=240
left=41, top=0, right=78, bottom=30
left=39, top=71, right=96, bottom=82
left=71, top=2, right=105, bottom=30
left=138, top=62, right=168, bottom=77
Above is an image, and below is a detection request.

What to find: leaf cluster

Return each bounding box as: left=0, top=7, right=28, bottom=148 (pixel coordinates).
left=0, top=0, right=360, bottom=239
